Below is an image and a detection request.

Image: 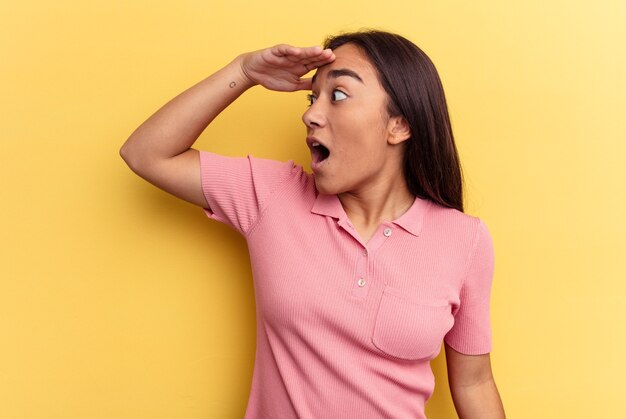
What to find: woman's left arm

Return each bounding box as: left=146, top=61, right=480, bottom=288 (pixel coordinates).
left=444, top=342, right=506, bottom=419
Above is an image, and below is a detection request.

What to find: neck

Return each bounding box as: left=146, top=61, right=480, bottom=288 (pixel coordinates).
left=338, top=175, right=414, bottom=228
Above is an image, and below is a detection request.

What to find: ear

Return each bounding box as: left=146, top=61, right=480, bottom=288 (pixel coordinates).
left=387, top=116, right=411, bottom=145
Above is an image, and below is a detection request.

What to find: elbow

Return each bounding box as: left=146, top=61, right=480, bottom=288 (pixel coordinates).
left=119, top=144, right=129, bottom=163
left=119, top=140, right=142, bottom=172
left=119, top=143, right=134, bottom=168
left=119, top=139, right=163, bottom=177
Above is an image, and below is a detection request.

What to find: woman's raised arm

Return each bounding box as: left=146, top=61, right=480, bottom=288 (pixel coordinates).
left=119, top=45, right=334, bottom=208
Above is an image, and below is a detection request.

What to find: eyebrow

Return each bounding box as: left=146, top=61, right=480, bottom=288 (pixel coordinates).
left=312, top=68, right=365, bottom=85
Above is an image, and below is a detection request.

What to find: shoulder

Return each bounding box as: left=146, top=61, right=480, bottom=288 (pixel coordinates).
left=424, top=202, right=494, bottom=266
left=245, top=155, right=318, bottom=205
left=200, top=150, right=313, bottom=186
left=247, top=154, right=314, bottom=190
left=247, top=153, right=308, bottom=176
left=425, top=200, right=485, bottom=238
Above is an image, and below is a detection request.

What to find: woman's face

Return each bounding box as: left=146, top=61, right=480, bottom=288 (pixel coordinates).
left=302, top=43, right=407, bottom=196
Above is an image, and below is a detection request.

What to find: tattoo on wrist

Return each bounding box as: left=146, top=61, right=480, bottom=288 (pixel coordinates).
left=229, top=81, right=236, bottom=88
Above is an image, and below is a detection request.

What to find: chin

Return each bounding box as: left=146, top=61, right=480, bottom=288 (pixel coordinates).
left=314, top=177, right=350, bottom=196
left=313, top=177, right=335, bottom=196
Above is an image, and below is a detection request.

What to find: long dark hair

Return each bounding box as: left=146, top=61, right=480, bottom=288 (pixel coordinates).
left=324, top=30, right=465, bottom=212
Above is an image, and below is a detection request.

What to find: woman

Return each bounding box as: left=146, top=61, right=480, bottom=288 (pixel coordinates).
left=120, top=30, right=506, bottom=419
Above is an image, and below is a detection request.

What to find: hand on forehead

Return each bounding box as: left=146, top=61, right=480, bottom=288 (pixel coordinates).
left=311, top=44, right=377, bottom=88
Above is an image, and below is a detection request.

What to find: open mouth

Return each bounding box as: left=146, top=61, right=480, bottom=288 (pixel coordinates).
left=311, top=142, right=330, bottom=164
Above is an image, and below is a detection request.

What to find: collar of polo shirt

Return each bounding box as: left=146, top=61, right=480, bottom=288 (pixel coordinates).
left=310, top=192, right=431, bottom=237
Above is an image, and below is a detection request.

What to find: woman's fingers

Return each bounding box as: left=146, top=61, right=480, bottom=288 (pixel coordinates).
left=300, top=50, right=335, bottom=65
left=274, top=44, right=303, bottom=57
left=241, top=43, right=335, bottom=91
left=274, top=44, right=334, bottom=67
left=304, top=51, right=335, bottom=69
left=297, top=52, right=336, bottom=74
left=275, top=44, right=323, bottom=58
left=296, top=77, right=313, bottom=91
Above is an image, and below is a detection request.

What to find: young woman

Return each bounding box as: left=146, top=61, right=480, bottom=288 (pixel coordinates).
left=120, top=30, right=506, bottom=419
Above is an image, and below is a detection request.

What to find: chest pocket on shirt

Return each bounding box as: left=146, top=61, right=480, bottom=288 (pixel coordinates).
left=371, top=285, right=453, bottom=361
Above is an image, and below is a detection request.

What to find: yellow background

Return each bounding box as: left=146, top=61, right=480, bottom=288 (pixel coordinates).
left=1, top=0, right=624, bottom=417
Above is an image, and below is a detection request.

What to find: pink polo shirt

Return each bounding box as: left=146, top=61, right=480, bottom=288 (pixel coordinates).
left=198, top=150, right=495, bottom=418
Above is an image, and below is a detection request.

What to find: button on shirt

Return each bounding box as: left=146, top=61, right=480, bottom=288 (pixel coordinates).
left=198, top=151, right=495, bottom=419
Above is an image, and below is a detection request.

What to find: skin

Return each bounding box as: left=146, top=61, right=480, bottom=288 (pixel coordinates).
left=304, top=46, right=506, bottom=417
left=302, top=44, right=415, bottom=242
left=445, top=343, right=506, bottom=418
left=120, top=42, right=505, bottom=419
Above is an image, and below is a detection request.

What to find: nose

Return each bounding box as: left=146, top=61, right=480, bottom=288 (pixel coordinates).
left=302, top=100, right=326, bottom=129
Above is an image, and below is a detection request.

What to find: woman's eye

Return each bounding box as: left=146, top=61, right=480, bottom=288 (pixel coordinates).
left=332, top=90, right=347, bottom=102
left=307, top=90, right=346, bottom=106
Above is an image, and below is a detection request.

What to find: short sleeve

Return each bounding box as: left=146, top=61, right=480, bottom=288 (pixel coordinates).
left=198, top=150, right=298, bottom=236
left=444, top=218, right=495, bottom=355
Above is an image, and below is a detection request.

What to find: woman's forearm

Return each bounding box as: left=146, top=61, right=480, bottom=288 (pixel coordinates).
left=120, top=44, right=334, bottom=171
left=120, top=55, right=254, bottom=168
left=452, top=378, right=506, bottom=419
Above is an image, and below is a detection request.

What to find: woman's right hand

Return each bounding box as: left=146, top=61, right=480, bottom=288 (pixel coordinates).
left=238, top=44, right=335, bottom=92
left=121, top=43, right=335, bottom=211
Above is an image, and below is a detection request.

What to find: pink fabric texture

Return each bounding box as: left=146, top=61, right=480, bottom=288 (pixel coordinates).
left=198, top=150, right=495, bottom=419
